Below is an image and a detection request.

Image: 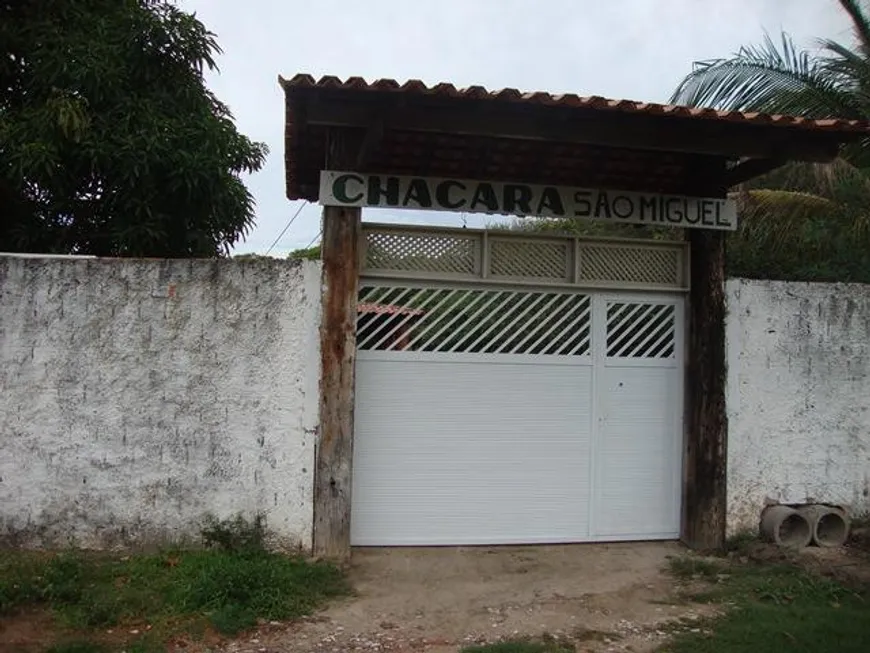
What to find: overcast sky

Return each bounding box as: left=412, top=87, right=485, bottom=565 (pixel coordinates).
left=178, top=0, right=852, bottom=256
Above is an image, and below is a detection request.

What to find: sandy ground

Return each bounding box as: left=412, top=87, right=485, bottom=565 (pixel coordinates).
left=222, top=542, right=714, bottom=653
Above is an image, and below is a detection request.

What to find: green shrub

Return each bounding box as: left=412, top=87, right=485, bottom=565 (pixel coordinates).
left=201, top=513, right=267, bottom=553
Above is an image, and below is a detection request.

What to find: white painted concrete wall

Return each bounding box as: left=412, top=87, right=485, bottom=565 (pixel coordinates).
left=0, top=255, right=322, bottom=550
left=726, top=279, right=870, bottom=534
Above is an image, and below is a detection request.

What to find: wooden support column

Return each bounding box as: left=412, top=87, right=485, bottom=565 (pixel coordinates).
left=314, top=204, right=361, bottom=559
left=682, top=230, right=728, bottom=550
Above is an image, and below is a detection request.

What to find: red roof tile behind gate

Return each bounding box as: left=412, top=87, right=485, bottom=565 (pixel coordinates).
left=280, top=73, right=869, bottom=133
left=279, top=74, right=869, bottom=201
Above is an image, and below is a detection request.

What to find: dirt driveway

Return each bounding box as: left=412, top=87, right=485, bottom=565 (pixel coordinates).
left=222, top=542, right=710, bottom=653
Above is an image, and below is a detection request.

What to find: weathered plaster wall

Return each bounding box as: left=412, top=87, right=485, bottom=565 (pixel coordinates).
left=726, top=279, right=870, bottom=534
left=0, top=255, right=322, bottom=550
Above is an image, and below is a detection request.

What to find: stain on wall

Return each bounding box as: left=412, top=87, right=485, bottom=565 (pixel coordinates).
left=0, top=255, right=321, bottom=550
left=726, top=279, right=870, bottom=534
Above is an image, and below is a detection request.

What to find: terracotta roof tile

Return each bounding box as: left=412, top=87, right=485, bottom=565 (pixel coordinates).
left=279, top=74, right=870, bottom=201
left=279, top=73, right=869, bottom=132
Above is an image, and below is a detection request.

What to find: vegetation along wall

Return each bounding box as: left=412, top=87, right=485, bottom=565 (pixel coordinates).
left=0, top=255, right=321, bottom=550
left=726, top=279, right=870, bottom=533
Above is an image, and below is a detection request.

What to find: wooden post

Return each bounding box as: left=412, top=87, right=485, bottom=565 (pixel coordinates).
left=682, top=230, right=728, bottom=550
left=313, top=204, right=361, bottom=559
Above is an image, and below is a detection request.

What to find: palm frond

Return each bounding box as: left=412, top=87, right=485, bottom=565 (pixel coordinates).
left=745, top=158, right=870, bottom=196
left=817, top=38, right=870, bottom=119
left=851, top=211, right=870, bottom=242
left=670, top=31, right=856, bottom=117
left=745, top=159, right=870, bottom=243
left=735, top=189, right=842, bottom=254
left=838, top=0, right=870, bottom=57
left=740, top=188, right=839, bottom=213
left=819, top=38, right=870, bottom=82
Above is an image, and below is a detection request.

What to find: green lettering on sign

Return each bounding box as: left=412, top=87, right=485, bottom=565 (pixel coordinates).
left=318, top=171, right=738, bottom=232
left=504, top=184, right=533, bottom=214
left=470, top=183, right=498, bottom=212
left=331, top=174, right=364, bottom=203
left=595, top=192, right=611, bottom=219
left=436, top=180, right=466, bottom=209
left=537, top=187, right=565, bottom=216
left=403, top=178, right=433, bottom=208
left=367, top=176, right=400, bottom=206
left=574, top=191, right=592, bottom=217
left=640, top=196, right=657, bottom=222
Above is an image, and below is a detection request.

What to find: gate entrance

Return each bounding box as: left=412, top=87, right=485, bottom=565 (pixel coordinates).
left=351, top=226, right=685, bottom=545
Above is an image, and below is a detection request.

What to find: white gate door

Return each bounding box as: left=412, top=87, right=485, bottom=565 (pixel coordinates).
left=351, top=283, right=684, bottom=546
left=590, top=295, right=684, bottom=540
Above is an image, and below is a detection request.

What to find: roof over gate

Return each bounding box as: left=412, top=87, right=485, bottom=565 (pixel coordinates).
left=279, top=74, right=868, bottom=202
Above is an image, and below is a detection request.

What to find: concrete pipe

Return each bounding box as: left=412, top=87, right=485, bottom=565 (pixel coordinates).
left=760, top=505, right=813, bottom=548
left=798, top=505, right=850, bottom=548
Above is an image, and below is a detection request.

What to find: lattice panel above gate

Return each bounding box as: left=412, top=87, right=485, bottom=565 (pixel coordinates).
left=579, top=244, right=681, bottom=286
left=489, top=238, right=571, bottom=281
left=365, top=230, right=478, bottom=276
left=606, top=301, right=676, bottom=359
left=362, top=224, right=688, bottom=290
left=357, top=284, right=591, bottom=356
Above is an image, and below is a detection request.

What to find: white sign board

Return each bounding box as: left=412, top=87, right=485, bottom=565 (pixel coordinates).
left=319, top=170, right=737, bottom=231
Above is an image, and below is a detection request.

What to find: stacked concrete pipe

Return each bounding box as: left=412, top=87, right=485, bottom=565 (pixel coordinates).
left=760, top=505, right=813, bottom=548
left=798, top=505, right=851, bottom=547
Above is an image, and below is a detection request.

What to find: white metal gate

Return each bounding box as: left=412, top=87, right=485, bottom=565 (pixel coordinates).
left=351, top=225, right=685, bottom=546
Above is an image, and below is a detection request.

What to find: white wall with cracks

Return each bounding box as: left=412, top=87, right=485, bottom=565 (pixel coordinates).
left=0, top=255, right=322, bottom=550
left=5, top=257, right=870, bottom=548
left=726, top=279, right=870, bottom=534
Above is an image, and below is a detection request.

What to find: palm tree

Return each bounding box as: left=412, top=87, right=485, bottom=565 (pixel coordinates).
left=671, top=0, right=870, bottom=281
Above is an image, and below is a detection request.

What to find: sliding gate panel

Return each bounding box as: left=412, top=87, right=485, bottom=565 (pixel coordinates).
left=352, top=284, right=594, bottom=545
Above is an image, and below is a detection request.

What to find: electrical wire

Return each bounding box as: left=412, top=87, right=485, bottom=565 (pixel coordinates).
left=265, top=201, right=308, bottom=255
left=302, top=227, right=323, bottom=250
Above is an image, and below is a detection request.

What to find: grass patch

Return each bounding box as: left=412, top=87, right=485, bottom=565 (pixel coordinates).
left=1, top=549, right=346, bottom=633
left=0, top=517, right=348, bottom=652
left=723, top=531, right=757, bottom=556
left=667, top=556, right=724, bottom=582
left=45, top=644, right=110, bottom=653
left=661, top=556, right=870, bottom=652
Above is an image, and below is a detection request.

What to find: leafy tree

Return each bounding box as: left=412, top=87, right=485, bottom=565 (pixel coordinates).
left=670, top=0, right=870, bottom=282
left=0, top=0, right=267, bottom=257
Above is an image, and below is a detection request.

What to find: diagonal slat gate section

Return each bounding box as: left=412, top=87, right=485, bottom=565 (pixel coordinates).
left=358, top=284, right=591, bottom=356
left=606, top=300, right=676, bottom=359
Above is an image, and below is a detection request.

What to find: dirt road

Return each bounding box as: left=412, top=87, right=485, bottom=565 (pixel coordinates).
left=222, top=542, right=712, bottom=653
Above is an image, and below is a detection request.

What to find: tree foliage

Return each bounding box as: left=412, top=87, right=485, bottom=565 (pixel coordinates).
left=669, top=0, right=870, bottom=282
left=729, top=160, right=870, bottom=281
left=500, top=191, right=870, bottom=282
left=0, top=0, right=267, bottom=257
left=288, top=244, right=321, bottom=260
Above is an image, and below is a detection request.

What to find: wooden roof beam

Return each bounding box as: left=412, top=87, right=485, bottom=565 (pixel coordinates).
left=724, top=158, right=787, bottom=187
left=296, top=94, right=846, bottom=164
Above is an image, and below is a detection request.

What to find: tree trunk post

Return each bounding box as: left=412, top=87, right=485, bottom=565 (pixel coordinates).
left=682, top=229, right=728, bottom=550
left=313, top=204, right=361, bottom=559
